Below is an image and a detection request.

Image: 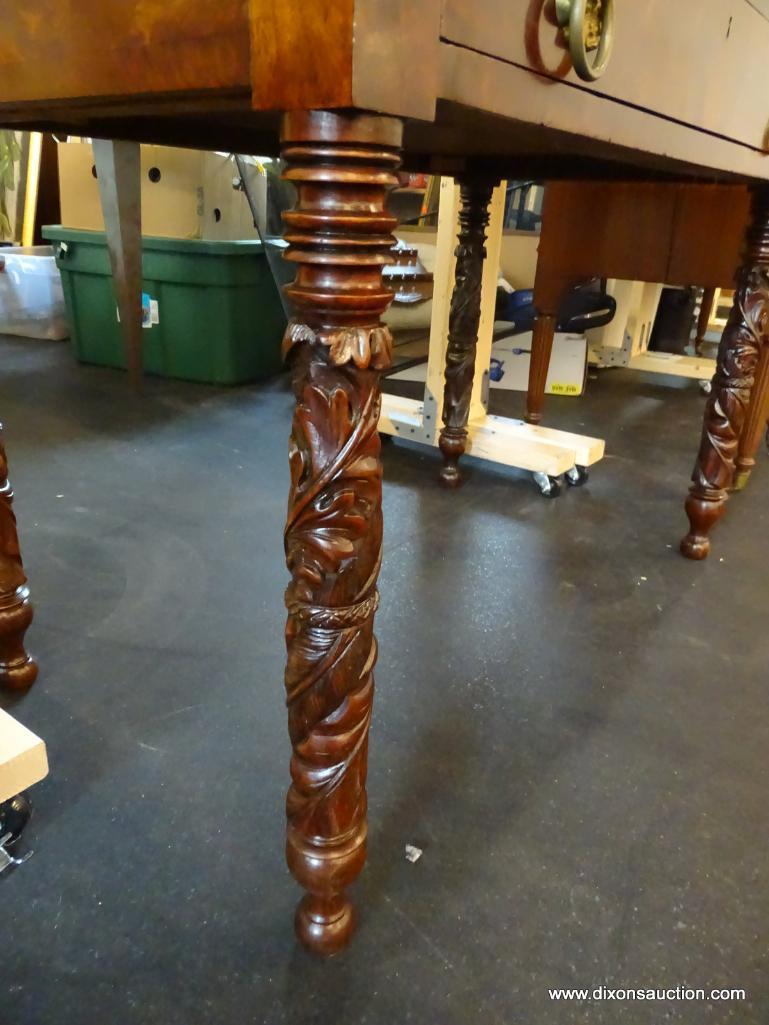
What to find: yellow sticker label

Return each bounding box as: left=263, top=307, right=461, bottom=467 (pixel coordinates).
left=548, top=382, right=581, bottom=395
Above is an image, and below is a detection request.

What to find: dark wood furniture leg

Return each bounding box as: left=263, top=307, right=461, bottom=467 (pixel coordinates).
left=92, top=139, right=143, bottom=391
left=681, top=188, right=769, bottom=559
left=0, top=429, right=37, bottom=691
left=438, top=179, right=495, bottom=487
left=279, top=110, right=402, bottom=955
left=694, top=285, right=716, bottom=355
left=525, top=312, right=557, bottom=425
left=733, top=342, right=769, bottom=489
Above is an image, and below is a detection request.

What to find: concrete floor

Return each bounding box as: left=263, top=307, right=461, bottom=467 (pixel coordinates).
left=2, top=336, right=768, bottom=1024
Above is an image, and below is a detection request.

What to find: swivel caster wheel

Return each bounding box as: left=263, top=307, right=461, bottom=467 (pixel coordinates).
left=565, top=464, right=589, bottom=487
left=533, top=471, right=561, bottom=498
left=699, top=379, right=712, bottom=395
left=0, top=792, right=33, bottom=874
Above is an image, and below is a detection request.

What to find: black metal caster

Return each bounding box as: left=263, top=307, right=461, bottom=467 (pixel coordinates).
left=0, top=792, right=33, bottom=874
left=533, top=471, right=561, bottom=498
left=565, top=464, right=589, bottom=487
left=699, top=380, right=712, bottom=395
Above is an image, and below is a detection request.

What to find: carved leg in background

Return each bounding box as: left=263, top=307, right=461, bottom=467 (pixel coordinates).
left=694, top=286, right=717, bottom=356
left=438, top=179, right=495, bottom=487
left=0, top=429, right=37, bottom=691
left=525, top=313, right=557, bottom=425
left=681, top=188, right=769, bottom=559
left=733, top=342, right=769, bottom=489
left=280, top=110, right=402, bottom=955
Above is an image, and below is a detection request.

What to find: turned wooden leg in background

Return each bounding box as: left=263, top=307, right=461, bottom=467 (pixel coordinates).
left=0, top=429, right=37, bottom=692
left=438, top=179, right=495, bottom=487
left=694, top=285, right=717, bottom=356
left=733, top=342, right=769, bottom=490
left=525, top=313, right=557, bottom=425
left=280, top=110, right=401, bottom=955
left=681, top=188, right=769, bottom=559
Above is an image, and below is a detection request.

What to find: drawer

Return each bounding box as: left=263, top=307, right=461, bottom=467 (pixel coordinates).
left=441, top=0, right=769, bottom=152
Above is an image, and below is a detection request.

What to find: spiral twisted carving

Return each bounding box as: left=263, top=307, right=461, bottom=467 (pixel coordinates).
left=439, top=179, right=495, bottom=487
left=682, top=188, right=769, bottom=559
left=280, top=111, right=402, bottom=954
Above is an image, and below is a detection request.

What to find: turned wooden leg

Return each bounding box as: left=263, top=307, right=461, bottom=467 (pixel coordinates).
left=438, top=179, right=495, bottom=487
left=681, top=188, right=769, bottom=559
left=525, top=313, right=557, bottom=425
left=0, top=429, right=37, bottom=691
left=733, top=342, right=769, bottom=490
left=279, top=110, right=401, bottom=955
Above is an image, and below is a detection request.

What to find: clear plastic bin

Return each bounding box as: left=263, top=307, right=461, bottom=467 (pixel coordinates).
left=0, top=246, right=69, bottom=340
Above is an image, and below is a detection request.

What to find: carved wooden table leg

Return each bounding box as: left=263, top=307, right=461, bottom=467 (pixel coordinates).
left=681, top=188, right=769, bottom=559
left=733, top=341, right=769, bottom=489
left=525, top=312, right=557, bottom=425
left=438, top=179, right=495, bottom=487
left=694, top=285, right=717, bottom=356
left=279, top=110, right=401, bottom=955
left=0, top=430, right=37, bottom=691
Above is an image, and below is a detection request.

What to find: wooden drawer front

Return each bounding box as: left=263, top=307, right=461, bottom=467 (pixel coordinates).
left=441, top=0, right=769, bottom=152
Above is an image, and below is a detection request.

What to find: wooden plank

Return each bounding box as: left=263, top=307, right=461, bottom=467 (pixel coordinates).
left=378, top=397, right=605, bottom=474
left=0, top=710, right=48, bottom=806
left=627, top=352, right=717, bottom=379
left=441, top=0, right=769, bottom=153
left=465, top=421, right=578, bottom=475
left=478, top=415, right=605, bottom=468
left=379, top=395, right=426, bottom=437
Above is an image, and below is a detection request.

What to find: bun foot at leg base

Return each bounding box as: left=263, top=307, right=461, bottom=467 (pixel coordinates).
left=0, top=655, right=38, bottom=693
left=0, top=585, right=37, bottom=692
left=295, top=894, right=355, bottom=956
left=680, top=493, right=724, bottom=561
left=438, top=431, right=467, bottom=489
left=439, top=463, right=464, bottom=489
left=680, top=534, right=711, bottom=560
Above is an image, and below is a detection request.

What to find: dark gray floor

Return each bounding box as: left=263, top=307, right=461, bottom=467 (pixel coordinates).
left=2, top=336, right=768, bottom=1025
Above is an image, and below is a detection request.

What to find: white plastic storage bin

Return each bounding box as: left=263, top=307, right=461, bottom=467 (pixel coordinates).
left=0, top=246, right=69, bottom=340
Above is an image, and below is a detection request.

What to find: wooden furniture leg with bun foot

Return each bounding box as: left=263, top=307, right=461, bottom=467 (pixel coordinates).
left=681, top=189, right=769, bottom=560
left=438, top=178, right=495, bottom=487
left=0, top=430, right=37, bottom=692
left=280, top=110, right=401, bottom=955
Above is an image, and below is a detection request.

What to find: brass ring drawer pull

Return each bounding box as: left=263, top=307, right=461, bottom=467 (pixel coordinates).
left=555, top=0, right=615, bottom=81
